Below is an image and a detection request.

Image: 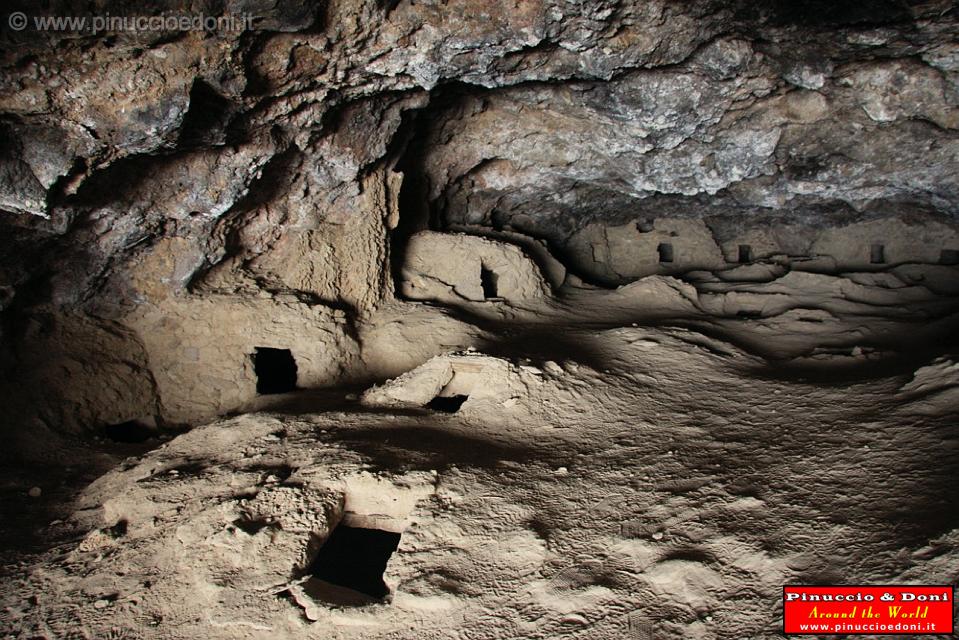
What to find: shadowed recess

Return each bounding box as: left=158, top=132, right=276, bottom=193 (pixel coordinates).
left=104, top=420, right=155, bottom=443
left=427, top=394, right=469, bottom=413
left=253, top=347, right=298, bottom=395
left=308, top=525, right=401, bottom=601
left=325, top=425, right=548, bottom=472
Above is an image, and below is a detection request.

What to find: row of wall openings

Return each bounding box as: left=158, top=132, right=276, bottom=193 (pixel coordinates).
left=657, top=243, right=754, bottom=264
left=654, top=243, right=959, bottom=266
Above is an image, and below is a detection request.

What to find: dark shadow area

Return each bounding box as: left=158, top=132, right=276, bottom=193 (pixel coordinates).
left=157, top=460, right=209, bottom=478
left=0, top=447, right=150, bottom=579
left=177, top=79, right=234, bottom=149
left=473, top=325, right=618, bottom=373
left=427, top=394, right=468, bottom=413
left=941, top=249, right=959, bottom=266
left=388, top=96, right=436, bottom=288
left=240, top=384, right=431, bottom=417
left=377, top=0, right=404, bottom=15
left=104, top=419, right=156, bottom=443
left=253, top=347, right=297, bottom=395
left=832, top=411, right=959, bottom=550
left=750, top=0, right=914, bottom=27
left=308, top=524, right=401, bottom=601
left=325, top=425, right=548, bottom=472
left=233, top=516, right=273, bottom=535
left=739, top=340, right=959, bottom=386
left=411, top=294, right=959, bottom=386
left=480, top=265, right=499, bottom=299
left=657, top=242, right=674, bottom=263
left=876, top=485, right=959, bottom=549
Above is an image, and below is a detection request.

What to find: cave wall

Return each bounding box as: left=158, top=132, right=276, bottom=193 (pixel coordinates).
left=1, top=0, right=958, bottom=442
left=560, top=216, right=959, bottom=282
left=415, top=43, right=959, bottom=284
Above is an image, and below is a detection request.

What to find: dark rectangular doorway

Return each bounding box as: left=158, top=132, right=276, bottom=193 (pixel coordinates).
left=308, top=524, right=401, bottom=601
left=252, top=347, right=297, bottom=394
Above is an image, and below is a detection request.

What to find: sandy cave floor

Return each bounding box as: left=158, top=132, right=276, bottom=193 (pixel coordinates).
left=2, top=275, right=959, bottom=640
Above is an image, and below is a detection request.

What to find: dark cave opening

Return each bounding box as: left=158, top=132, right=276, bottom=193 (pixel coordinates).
left=427, top=394, right=470, bottom=413
left=870, top=243, right=886, bottom=264
left=386, top=86, right=485, bottom=293
left=104, top=420, right=155, bottom=443
left=758, top=0, right=913, bottom=28
left=177, top=79, right=234, bottom=149
left=658, top=243, right=675, bottom=264
left=738, top=244, right=753, bottom=264
left=252, top=347, right=298, bottom=395
left=308, top=524, right=401, bottom=600
left=941, top=249, right=959, bottom=266
left=109, top=519, right=129, bottom=538
left=386, top=82, right=579, bottom=295
left=480, top=265, right=499, bottom=299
